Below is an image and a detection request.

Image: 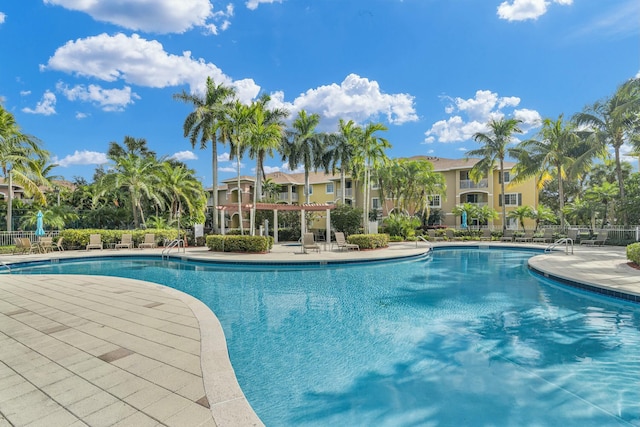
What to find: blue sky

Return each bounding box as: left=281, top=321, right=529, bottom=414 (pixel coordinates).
left=1, top=0, right=638, bottom=185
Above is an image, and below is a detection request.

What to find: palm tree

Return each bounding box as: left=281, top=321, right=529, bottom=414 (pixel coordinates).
left=328, top=119, right=357, bottom=205
left=282, top=110, right=324, bottom=204
left=507, top=205, right=534, bottom=232
left=512, top=115, right=594, bottom=227
left=467, top=118, right=523, bottom=231
left=99, top=153, right=163, bottom=228
left=174, top=77, right=236, bottom=232
left=585, top=181, right=618, bottom=228
left=528, top=205, right=556, bottom=232
left=220, top=101, right=253, bottom=234
left=351, top=122, right=390, bottom=232
left=107, top=135, right=156, bottom=159
left=157, top=162, right=206, bottom=224
left=0, top=106, right=49, bottom=231
left=247, top=100, right=286, bottom=234
left=574, top=78, right=640, bottom=225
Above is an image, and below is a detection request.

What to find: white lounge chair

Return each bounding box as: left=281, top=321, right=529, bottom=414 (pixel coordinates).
left=138, top=233, right=157, bottom=249
left=515, top=230, right=534, bottom=243
left=334, top=232, right=359, bottom=251
left=532, top=229, right=554, bottom=243
left=86, top=234, right=103, bottom=250
left=479, top=228, right=492, bottom=241
left=302, top=233, right=320, bottom=253
left=115, top=233, right=133, bottom=249
left=500, top=229, right=514, bottom=242
left=580, top=230, right=608, bottom=246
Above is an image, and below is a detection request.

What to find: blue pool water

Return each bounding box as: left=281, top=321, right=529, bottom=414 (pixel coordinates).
left=10, top=249, right=640, bottom=426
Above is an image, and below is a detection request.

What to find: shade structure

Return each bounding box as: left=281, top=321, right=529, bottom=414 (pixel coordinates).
left=461, top=211, right=467, bottom=229
left=35, top=210, right=45, bottom=236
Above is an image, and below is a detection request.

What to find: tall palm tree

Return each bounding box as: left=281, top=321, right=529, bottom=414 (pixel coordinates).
left=283, top=110, right=324, bottom=204
left=352, top=122, right=390, bottom=231
left=247, top=100, right=286, bottom=234
left=327, top=119, right=357, bottom=205
left=220, top=101, right=252, bottom=234
left=574, top=78, right=640, bottom=225
left=467, top=118, right=523, bottom=230
left=157, top=162, right=207, bottom=223
left=512, top=115, right=595, bottom=227
left=174, top=77, right=236, bottom=232
left=0, top=106, right=49, bottom=231
left=107, top=135, right=156, bottom=159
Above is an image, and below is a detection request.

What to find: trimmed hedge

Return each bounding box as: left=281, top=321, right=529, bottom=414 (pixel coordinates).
left=206, top=235, right=274, bottom=253
left=627, top=242, right=640, bottom=265
left=347, top=233, right=389, bottom=249
left=58, top=229, right=179, bottom=249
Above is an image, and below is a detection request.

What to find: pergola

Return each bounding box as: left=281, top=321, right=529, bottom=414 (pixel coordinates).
left=216, top=203, right=337, bottom=243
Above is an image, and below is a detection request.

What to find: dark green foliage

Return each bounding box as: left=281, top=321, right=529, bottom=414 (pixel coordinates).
left=627, top=243, right=640, bottom=264
left=331, top=204, right=363, bottom=236
left=347, top=233, right=389, bottom=249
left=206, top=235, right=274, bottom=252
left=59, top=228, right=178, bottom=249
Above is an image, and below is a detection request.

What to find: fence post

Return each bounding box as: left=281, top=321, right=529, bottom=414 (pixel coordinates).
left=636, top=226, right=639, bottom=242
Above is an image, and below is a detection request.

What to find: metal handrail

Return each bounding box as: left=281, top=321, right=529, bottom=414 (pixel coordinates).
left=0, top=260, right=10, bottom=274
left=545, top=238, right=573, bottom=255
left=416, top=235, right=433, bottom=250
left=162, top=239, right=185, bottom=260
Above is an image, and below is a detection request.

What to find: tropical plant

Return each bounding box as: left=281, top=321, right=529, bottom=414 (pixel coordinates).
left=513, top=115, right=595, bottom=227
left=261, top=178, right=281, bottom=202
left=476, top=205, right=500, bottom=230
left=528, top=205, right=557, bottom=231
left=584, top=181, right=618, bottom=228
left=282, top=110, right=324, bottom=204
left=452, top=203, right=479, bottom=230
left=383, top=213, right=420, bottom=239
left=574, top=78, right=640, bottom=225
left=330, top=204, right=363, bottom=236
left=0, top=105, right=49, bottom=231
left=507, top=205, right=534, bottom=232
left=146, top=215, right=171, bottom=229
left=174, top=77, right=236, bottom=232
left=467, top=118, right=523, bottom=230
left=156, top=162, right=206, bottom=224
left=327, top=119, right=357, bottom=204
left=19, top=205, right=79, bottom=231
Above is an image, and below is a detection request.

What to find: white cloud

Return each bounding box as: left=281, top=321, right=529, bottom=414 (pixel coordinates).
left=246, top=0, right=282, bottom=10
left=0, top=12, right=5, bottom=24
left=75, top=112, right=88, bottom=119
left=567, top=0, right=639, bottom=40
left=55, top=150, right=108, bottom=167
left=42, top=0, right=234, bottom=35
left=171, top=150, right=198, bottom=161
left=20, top=90, right=31, bottom=96
left=56, top=82, right=140, bottom=111
left=43, top=33, right=260, bottom=103
left=497, top=0, right=572, bottom=22
left=424, top=90, right=541, bottom=143
left=263, top=165, right=282, bottom=174
left=268, top=73, right=418, bottom=126
left=22, top=90, right=56, bottom=115
left=217, top=152, right=230, bottom=162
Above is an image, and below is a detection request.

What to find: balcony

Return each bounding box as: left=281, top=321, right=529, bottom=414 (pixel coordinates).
left=277, top=192, right=299, bottom=203
left=460, top=179, right=488, bottom=189
left=336, top=188, right=353, bottom=198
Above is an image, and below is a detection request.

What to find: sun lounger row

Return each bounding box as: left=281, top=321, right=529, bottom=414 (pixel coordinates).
left=87, top=233, right=157, bottom=250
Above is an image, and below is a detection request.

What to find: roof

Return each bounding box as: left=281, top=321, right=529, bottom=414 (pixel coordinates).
left=407, top=156, right=516, bottom=171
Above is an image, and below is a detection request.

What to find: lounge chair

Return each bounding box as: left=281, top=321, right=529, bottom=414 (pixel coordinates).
left=115, top=233, right=133, bottom=249
left=302, top=232, right=320, bottom=253
left=580, top=230, right=608, bottom=246
left=500, top=229, right=514, bottom=242
left=515, top=230, right=534, bottom=243
left=532, top=229, right=554, bottom=243
left=38, top=236, right=53, bottom=253
left=86, top=234, right=103, bottom=250
left=445, top=229, right=463, bottom=241
left=53, top=237, right=64, bottom=251
left=567, top=229, right=579, bottom=243
left=13, top=237, right=36, bottom=255
left=334, top=232, right=359, bottom=251
left=427, top=229, right=443, bottom=241
left=138, top=233, right=157, bottom=249
left=479, top=228, right=492, bottom=241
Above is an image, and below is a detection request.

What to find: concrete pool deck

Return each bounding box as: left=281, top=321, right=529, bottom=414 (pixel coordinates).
left=1, top=241, right=638, bottom=426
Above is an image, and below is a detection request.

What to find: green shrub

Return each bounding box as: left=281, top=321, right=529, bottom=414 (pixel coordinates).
left=347, top=233, right=389, bottom=249
left=59, top=228, right=179, bottom=249
left=627, top=242, right=640, bottom=265
left=206, top=235, right=274, bottom=253
left=389, top=235, right=403, bottom=242
left=331, top=204, right=363, bottom=236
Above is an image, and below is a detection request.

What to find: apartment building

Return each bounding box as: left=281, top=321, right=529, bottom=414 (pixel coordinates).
left=208, top=156, right=539, bottom=230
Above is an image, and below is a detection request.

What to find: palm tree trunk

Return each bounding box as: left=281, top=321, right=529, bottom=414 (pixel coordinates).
left=237, top=143, right=244, bottom=235
left=212, top=136, right=219, bottom=233
left=7, top=170, right=13, bottom=232
left=500, top=159, right=506, bottom=231
left=614, top=146, right=627, bottom=225
left=340, top=167, right=346, bottom=205
left=558, top=167, right=565, bottom=229
left=305, top=170, right=310, bottom=204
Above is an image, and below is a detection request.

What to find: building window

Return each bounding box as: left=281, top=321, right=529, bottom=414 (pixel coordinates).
left=308, top=185, right=313, bottom=195
left=499, top=171, right=512, bottom=184
left=466, top=194, right=478, bottom=203
left=499, top=193, right=521, bottom=206
left=372, top=197, right=380, bottom=209
left=460, top=171, right=471, bottom=180
left=326, top=183, right=334, bottom=194
left=371, top=181, right=380, bottom=190
left=428, top=194, right=441, bottom=207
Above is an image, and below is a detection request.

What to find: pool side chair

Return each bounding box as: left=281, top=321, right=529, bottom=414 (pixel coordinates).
left=515, top=230, right=534, bottom=243
left=53, top=237, right=64, bottom=251
left=532, top=229, right=554, bottom=244
left=427, top=229, right=444, bottom=242
left=445, top=229, right=463, bottom=241
left=86, top=234, right=103, bottom=250
left=38, top=237, right=53, bottom=253
left=115, top=233, right=133, bottom=249
left=138, top=233, right=157, bottom=249
left=580, top=230, right=608, bottom=246
left=334, top=232, right=359, bottom=251
left=479, top=228, right=492, bottom=241
left=302, top=233, right=321, bottom=253
left=500, top=229, right=514, bottom=242
left=13, top=237, right=35, bottom=255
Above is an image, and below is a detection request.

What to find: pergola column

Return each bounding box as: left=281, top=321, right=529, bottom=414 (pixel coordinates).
left=220, top=208, right=226, bottom=235
left=273, top=209, right=279, bottom=243
left=325, top=208, right=331, bottom=250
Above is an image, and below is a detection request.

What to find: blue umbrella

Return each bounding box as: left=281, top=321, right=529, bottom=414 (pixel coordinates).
left=35, top=210, right=45, bottom=237
left=461, top=210, right=468, bottom=229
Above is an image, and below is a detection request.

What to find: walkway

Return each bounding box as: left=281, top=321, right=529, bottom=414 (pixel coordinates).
left=0, top=241, right=638, bottom=426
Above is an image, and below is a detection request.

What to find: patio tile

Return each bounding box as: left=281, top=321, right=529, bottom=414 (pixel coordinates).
left=82, top=401, right=137, bottom=427
left=142, top=393, right=194, bottom=422
left=164, top=402, right=214, bottom=427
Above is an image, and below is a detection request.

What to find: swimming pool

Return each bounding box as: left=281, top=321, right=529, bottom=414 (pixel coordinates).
left=10, top=248, right=640, bottom=426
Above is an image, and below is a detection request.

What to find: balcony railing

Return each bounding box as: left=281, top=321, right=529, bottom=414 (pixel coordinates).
left=460, top=179, right=488, bottom=189
left=277, top=192, right=298, bottom=202
left=336, top=188, right=353, bottom=198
